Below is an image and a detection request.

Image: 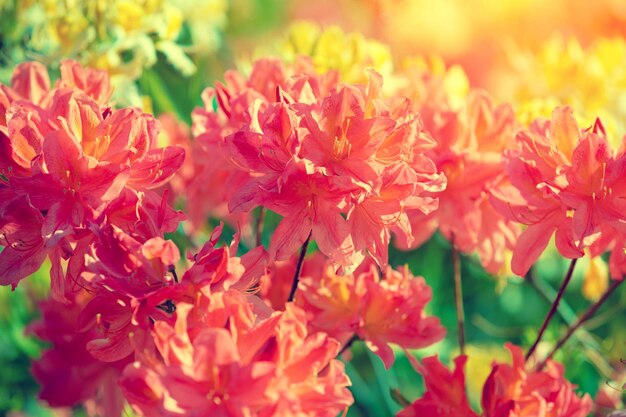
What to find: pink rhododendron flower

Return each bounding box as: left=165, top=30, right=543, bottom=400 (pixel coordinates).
left=492, top=107, right=626, bottom=277
left=220, top=62, right=441, bottom=271
left=187, top=58, right=337, bottom=234
left=398, top=356, right=477, bottom=417
left=120, top=291, right=353, bottom=417
left=75, top=223, right=266, bottom=363
left=294, top=256, right=445, bottom=368
left=0, top=60, right=185, bottom=295
left=399, top=343, right=592, bottom=417
left=399, top=90, right=520, bottom=273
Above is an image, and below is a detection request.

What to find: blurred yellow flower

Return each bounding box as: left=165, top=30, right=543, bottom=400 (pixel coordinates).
left=506, top=36, right=626, bottom=140
left=463, top=344, right=509, bottom=405
left=392, top=55, right=469, bottom=110
left=254, top=21, right=393, bottom=84
left=582, top=256, right=609, bottom=302
left=3, top=0, right=228, bottom=106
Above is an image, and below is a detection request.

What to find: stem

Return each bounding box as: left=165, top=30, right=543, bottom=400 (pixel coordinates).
left=526, top=268, right=603, bottom=350
left=255, top=207, right=265, bottom=247
left=288, top=232, right=311, bottom=302
left=390, top=388, right=411, bottom=407
left=525, top=258, right=578, bottom=361
left=537, top=277, right=624, bottom=370
left=451, top=243, right=466, bottom=355
left=168, top=265, right=178, bottom=283
left=337, top=335, right=359, bottom=358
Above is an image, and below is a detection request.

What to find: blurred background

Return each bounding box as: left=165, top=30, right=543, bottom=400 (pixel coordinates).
left=0, top=0, right=625, bottom=415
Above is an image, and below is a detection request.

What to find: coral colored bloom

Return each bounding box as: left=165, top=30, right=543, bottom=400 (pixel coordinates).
left=295, top=257, right=445, bottom=368
left=398, top=356, right=478, bottom=417
left=400, top=90, right=520, bottom=273
left=492, top=107, right=626, bottom=277
left=481, top=344, right=592, bottom=417
left=120, top=292, right=352, bottom=417
left=77, top=224, right=266, bottom=363
left=0, top=60, right=185, bottom=295
left=221, top=64, right=440, bottom=271
left=399, top=344, right=592, bottom=417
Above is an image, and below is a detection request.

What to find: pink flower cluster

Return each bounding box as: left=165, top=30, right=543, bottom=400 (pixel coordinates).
left=0, top=57, right=602, bottom=417
left=493, top=107, right=626, bottom=278
left=120, top=293, right=352, bottom=416
left=0, top=58, right=449, bottom=416
left=294, top=255, right=445, bottom=368
left=400, top=90, right=520, bottom=273
left=399, top=344, right=592, bottom=417
left=192, top=58, right=444, bottom=271
left=0, top=61, right=185, bottom=301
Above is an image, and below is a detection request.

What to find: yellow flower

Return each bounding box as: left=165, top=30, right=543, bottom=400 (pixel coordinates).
left=394, top=55, right=469, bottom=109
left=113, top=0, right=146, bottom=32
left=582, top=256, right=609, bottom=302
left=507, top=36, right=626, bottom=141
left=464, top=344, right=509, bottom=405
left=255, top=21, right=393, bottom=84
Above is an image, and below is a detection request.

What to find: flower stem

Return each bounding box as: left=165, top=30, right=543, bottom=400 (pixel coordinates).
left=537, top=277, right=624, bottom=369
left=390, top=388, right=411, bottom=407
left=451, top=243, right=466, bottom=355
left=525, top=258, right=578, bottom=361
left=337, top=335, right=359, bottom=358
left=288, top=232, right=312, bottom=302
left=526, top=268, right=604, bottom=351
left=255, top=207, right=265, bottom=247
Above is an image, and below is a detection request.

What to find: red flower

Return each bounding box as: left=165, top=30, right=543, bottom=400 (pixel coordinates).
left=295, top=256, right=445, bottom=368
left=120, top=292, right=353, bottom=417
left=401, top=91, right=520, bottom=273
left=399, top=344, right=592, bottom=417
left=492, top=107, right=626, bottom=276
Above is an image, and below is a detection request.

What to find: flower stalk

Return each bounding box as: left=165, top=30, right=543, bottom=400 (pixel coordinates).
left=288, top=231, right=312, bottom=302
left=537, top=277, right=624, bottom=369
left=526, top=258, right=578, bottom=361
left=451, top=243, right=466, bottom=355
left=255, top=207, right=265, bottom=247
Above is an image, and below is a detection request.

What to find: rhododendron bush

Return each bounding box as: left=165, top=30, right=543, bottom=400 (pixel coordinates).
left=0, top=2, right=624, bottom=417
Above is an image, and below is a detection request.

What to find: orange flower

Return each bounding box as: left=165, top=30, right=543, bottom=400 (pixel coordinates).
left=399, top=344, right=593, bottom=417
left=296, top=258, right=445, bottom=368
left=399, top=89, right=520, bottom=273
left=120, top=291, right=353, bottom=416
left=492, top=107, right=626, bottom=277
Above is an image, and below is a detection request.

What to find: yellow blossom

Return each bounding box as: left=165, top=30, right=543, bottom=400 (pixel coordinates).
left=254, top=21, right=393, bottom=84
left=506, top=36, right=626, bottom=141
left=582, top=256, right=609, bottom=302
left=5, top=0, right=227, bottom=107
left=464, top=344, right=509, bottom=405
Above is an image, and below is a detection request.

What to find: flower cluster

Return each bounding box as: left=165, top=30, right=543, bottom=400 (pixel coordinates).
left=398, top=344, right=592, bottom=417
left=0, top=0, right=227, bottom=106
left=492, top=106, right=626, bottom=278
left=191, top=57, right=444, bottom=271
left=395, top=81, right=520, bottom=273
left=0, top=57, right=447, bottom=416
left=0, top=60, right=185, bottom=300
left=294, top=256, right=446, bottom=368
left=0, top=16, right=621, bottom=416
left=120, top=292, right=352, bottom=416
